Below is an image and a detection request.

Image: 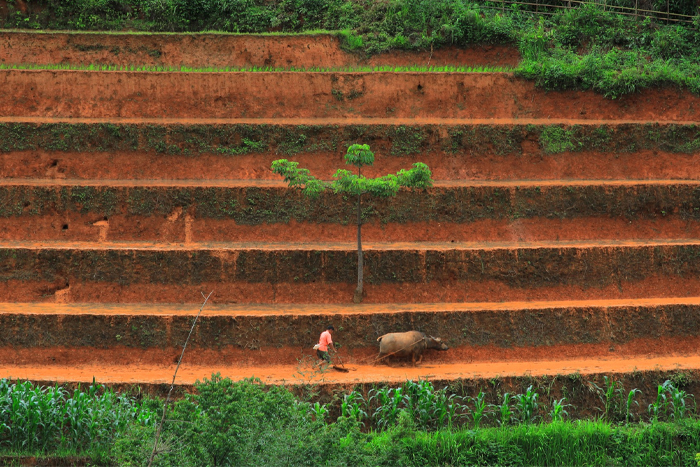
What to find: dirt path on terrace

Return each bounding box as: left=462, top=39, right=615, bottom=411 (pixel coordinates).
left=3, top=354, right=699, bottom=386
left=2, top=116, right=697, bottom=125
left=3, top=296, right=699, bottom=316
left=0, top=33, right=520, bottom=69
left=3, top=335, right=700, bottom=367
left=1, top=238, right=698, bottom=251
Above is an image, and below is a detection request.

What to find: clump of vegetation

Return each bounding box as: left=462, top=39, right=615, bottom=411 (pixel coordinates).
left=272, top=143, right=432, bottom=302
left=3, top=0, right=700, bottom=97
left=2, top=375, right=700, bottom=465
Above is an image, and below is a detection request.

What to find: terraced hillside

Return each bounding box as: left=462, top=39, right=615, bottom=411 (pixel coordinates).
left=2, top=31, right=700, bottom=389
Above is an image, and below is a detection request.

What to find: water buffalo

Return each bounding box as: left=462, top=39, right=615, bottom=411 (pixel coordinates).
left=376, top=331, right=449, bottom=365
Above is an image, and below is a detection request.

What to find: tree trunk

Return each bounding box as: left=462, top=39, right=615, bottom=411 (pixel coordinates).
left=353, top=191, right=364, bottom=303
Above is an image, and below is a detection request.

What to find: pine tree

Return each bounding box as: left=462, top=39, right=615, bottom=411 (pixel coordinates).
left=272, top=144, right=432, bottom=303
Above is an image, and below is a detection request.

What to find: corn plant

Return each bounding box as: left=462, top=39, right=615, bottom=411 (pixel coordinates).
left=550, top=397, right=571, bottom=422
left=468, top=391, right=489, bottom=429
left=435, top=392, right=460, bottom=429
left=590, top=376, right=624, bottom=421
left=341, top=391, right=367, bottom=424
left=369, top=387, right=404, bottom=430
left=490, top=393, right=514, bottom=427
left=402, top=380, right=447, bottom=430
left=625, top=388, right=642, bottom=424
left=648, top=382, right=669, bottom=421
left=665, top=381, right=693, bottom=421
left=311, top=402, right=328, bottom=423
left=0, top=379, right=154, bottom=453
left=514, top=386, right=539, bottom=425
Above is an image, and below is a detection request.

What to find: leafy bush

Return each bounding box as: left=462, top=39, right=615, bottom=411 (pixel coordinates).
left=114, top=374, right=375, bottom=467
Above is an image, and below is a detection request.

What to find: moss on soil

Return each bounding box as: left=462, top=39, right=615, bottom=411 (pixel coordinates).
left=2, top=243, right=700, bottom=289
left=1, top=184, right=699, bottom=223
left=2, top=122, right=700, bottom=157
left=2, top=302, right=698, bottom=351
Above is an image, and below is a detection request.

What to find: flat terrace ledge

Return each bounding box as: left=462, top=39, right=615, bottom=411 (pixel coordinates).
left=2, top=354, right=699, bottom=387
left=3, top=297, right=700, bottom=316
left=1, top=238, right=699, bottom=251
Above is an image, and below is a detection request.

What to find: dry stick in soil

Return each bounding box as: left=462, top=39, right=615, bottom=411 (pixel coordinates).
left=147, top=290, right=213, bottom=467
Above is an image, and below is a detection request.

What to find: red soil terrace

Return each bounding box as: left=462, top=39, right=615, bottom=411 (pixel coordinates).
left=2, top=72, right=700, bottom=121
left=1, top=37, right=699, bottom=387
left=6, top=147, right=700, bottom=181
left=0, top=32, right=521, bottom=69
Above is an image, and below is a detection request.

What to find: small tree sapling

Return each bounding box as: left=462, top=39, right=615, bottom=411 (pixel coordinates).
left=272, top=144, right=432, bottom=303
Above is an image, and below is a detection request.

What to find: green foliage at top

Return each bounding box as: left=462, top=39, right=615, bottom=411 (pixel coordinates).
left=272, top=143, right=432, bottom=199
left=3, top=0, right=700, bottom=96
left=344, top=143, right=374, bottom=168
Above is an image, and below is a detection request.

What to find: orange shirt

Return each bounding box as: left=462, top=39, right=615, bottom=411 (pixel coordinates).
left=318, top=330, right=333, bottom=351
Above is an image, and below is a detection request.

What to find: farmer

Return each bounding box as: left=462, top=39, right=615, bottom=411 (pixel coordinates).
left=316, top=325, right=336, bottom=366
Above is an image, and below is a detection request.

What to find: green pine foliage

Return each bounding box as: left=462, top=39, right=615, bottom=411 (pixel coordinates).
left=272, top=143, right=432, bottom=302
left=272, top=143, right=433, bottom=198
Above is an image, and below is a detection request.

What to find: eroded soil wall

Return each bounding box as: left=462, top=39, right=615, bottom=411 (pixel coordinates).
left=4, top=244, right=700, bottom=302
left=2, top=303, right=699, bottom=352
left=2, top=71, right=699, bottom=120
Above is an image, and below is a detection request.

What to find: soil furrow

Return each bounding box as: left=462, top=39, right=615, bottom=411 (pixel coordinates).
left=1, top=116, right=699, bottom=126
left=3, top=178, right=700, bottom=187
left=0, top=337, right=698, bottom=367
left=0, top=238, right=698, bottom=250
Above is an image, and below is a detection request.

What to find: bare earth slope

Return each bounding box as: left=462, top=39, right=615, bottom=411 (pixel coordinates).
left=1, top=33, right=699, bottom=388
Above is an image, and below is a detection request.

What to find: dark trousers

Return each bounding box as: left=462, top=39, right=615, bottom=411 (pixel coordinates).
left=317, top=350, right=331, bottom=362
